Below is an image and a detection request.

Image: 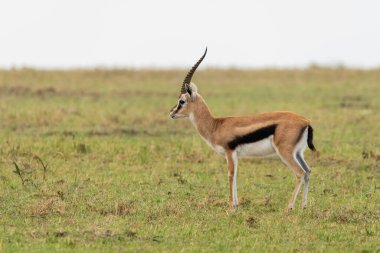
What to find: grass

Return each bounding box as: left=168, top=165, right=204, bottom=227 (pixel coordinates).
left=0, top=67, right=379, bottom=252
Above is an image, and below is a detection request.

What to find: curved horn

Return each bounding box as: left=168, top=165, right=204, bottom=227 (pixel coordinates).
left=181, top=47, right=207, bottom=94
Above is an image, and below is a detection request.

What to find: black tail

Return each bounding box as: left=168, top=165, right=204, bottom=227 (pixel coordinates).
left=307, top=126, right=316, bottom=151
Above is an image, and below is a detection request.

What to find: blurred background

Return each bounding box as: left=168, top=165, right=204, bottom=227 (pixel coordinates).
left=1, top=0, right=380, bottom=69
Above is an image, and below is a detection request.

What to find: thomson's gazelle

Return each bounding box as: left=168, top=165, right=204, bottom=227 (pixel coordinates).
left=169, top=48, right=317, bottom=211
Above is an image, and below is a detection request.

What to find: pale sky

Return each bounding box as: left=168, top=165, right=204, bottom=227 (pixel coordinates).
left=0, top=0, right=379, bottom=69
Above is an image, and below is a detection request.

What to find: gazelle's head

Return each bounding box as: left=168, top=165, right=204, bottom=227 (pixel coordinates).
left=169, top=48, right=207, bottom=119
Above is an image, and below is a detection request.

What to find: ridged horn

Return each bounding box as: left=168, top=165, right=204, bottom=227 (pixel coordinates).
left=181, top=47, right=207, bottom=94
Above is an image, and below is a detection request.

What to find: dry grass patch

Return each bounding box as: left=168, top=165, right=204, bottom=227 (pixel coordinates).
left=31, top=197, right=66, bottom=217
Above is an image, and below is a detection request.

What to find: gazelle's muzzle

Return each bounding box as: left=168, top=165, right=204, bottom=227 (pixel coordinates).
left=169, top=105, right=179, bottom=119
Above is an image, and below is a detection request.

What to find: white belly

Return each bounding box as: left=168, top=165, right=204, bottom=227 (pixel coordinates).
left=236, top=137, right=276, bottom=157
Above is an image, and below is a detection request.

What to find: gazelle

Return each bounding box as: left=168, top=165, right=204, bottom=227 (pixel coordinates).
left=169, top=48, right=317, bottom=211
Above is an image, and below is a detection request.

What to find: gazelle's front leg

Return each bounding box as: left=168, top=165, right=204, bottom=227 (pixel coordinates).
left=225, top=151, right=238, bottom=210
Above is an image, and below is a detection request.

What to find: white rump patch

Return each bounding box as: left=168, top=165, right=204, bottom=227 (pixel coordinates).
left=292, top=128, right=308, bottom=172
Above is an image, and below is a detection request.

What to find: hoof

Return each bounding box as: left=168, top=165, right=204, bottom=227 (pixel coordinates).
left=286, top=206, right=294, bottom=212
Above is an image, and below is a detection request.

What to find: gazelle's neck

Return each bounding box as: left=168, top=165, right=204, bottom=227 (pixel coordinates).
left=188, top=95, right=216, bottom=141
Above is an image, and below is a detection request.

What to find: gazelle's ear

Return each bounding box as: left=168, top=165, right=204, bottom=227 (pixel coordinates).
left=185, top=83, right=191, bottom=95
left=185, top=83, right=198, bottom=102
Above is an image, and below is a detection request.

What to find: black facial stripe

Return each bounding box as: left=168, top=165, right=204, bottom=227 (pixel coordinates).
left=227, top=124, right=277, bottom=150
left=173, top=104, right=182, bottom=114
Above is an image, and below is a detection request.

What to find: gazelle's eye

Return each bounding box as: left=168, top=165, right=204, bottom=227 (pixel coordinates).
left=179, top=100, right=185, bottom=105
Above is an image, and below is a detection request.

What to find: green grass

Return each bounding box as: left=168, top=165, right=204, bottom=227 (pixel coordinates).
left=0, top=68, right=379, bottom=252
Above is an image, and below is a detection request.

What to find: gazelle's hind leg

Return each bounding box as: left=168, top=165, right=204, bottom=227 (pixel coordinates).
left=273, top=126, right=311, bottom=211
left=274, top=147, right=305, bottom=211
left=295, top=152, right=311, bottom=209
left=272, top=126, right=306, bottom=211
left=294, top=127, right=311, bottom=209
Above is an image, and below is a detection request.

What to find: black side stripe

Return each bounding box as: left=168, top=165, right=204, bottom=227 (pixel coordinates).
left=227, top=124, right=277, bottom=150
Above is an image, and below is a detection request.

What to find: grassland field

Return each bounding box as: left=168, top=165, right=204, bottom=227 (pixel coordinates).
left=0, top=68, right=379, bottom=252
